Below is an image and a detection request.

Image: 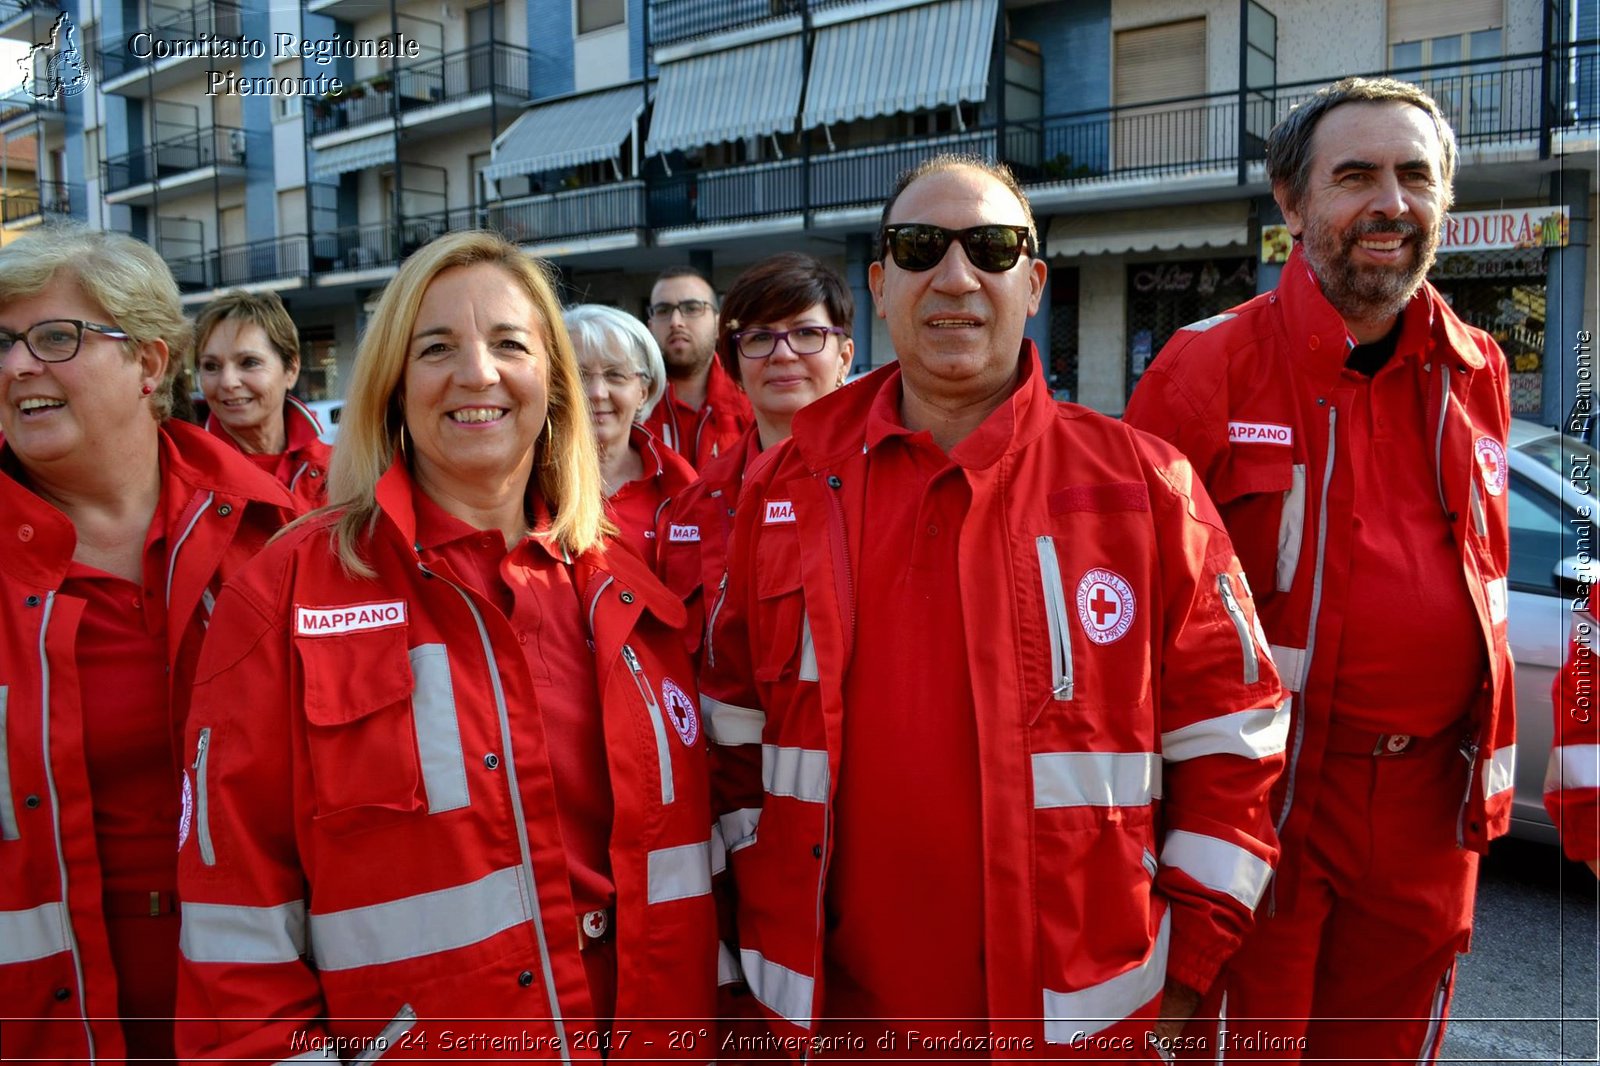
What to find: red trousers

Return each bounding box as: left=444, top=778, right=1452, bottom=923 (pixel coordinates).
left=1181, top=721, right=1479, bottom=1064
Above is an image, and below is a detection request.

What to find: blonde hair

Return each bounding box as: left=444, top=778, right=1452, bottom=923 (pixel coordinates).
left=325, top=231, right=606, bottom=573
left=0, top=223, right=191, bottom=421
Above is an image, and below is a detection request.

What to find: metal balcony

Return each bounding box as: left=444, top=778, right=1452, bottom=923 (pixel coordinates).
left=307, top=42, right=532, bottom=138
left=1, top=179, right=70, bottom=225
left=103, top=125, right=248, bottom=199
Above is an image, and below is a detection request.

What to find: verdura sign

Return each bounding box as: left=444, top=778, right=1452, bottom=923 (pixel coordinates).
left=1439, top=206, right=1570, bottom=252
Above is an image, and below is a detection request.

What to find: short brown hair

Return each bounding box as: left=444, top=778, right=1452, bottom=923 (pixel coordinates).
left=716, top=253, right=853, bottom=385
left=874, top=153, right=1037, bottom=260
left=1266, top=76, right=1459, bottom=213
left=194, top=289, right=301, bottom=373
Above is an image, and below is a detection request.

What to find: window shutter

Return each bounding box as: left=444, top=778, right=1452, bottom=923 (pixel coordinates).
left=1388, top=0, right=1502, bottom=44
left=1115, top=19, right=1207, bottom=107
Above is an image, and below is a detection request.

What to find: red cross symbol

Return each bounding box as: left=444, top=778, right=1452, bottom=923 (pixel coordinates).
left=668, top=699, right=689, bottom=729
left=1089, top=586, right=1119, bottom=626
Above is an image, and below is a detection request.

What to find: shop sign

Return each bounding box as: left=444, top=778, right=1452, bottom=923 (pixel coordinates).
left=1440, top=207, right=1569, bottom=252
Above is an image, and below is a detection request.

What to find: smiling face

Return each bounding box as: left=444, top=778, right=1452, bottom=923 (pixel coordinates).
left=197, top=318, right=298, bottom=452
left=738, top=302, right=852, bottom=429
left=868, top=166, right=1045, bottom=406
left=1277, top=99, right=1448, bottom=334
left=402, top=262, right=550, bottom=504
left=576, top=341, right=648, bottom=454
left=0, top=275, right=164, bottom=474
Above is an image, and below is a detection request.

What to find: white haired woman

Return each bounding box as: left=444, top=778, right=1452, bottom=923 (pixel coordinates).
left=175, top=232, right=716, bottom=1061
left=564, top=304, right=697, bottom=568
left=0, top=225, right=294, bottom=1063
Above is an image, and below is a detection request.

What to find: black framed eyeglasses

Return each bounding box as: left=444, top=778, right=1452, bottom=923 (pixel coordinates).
left=0, top=318, right=130, bottom=363
left=881, top=224, right=1036, bottom=273
left=647, top=299, right=715, bottom=321
left=733, top=326, right=848, bottom=360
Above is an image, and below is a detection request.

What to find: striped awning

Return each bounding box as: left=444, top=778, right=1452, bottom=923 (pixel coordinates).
left=802, top=0, right=997, bottom=129
left=310, top=134, right=396, bottom=180
left=1046, top=203, right=1249, bottom=258
left=646, top=34, right=804, bottom=156
left=484, top=86, right=646, bottom=183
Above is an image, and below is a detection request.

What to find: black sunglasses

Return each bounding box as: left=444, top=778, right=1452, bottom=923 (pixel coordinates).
left=881, top=224, right=1036, bottom=273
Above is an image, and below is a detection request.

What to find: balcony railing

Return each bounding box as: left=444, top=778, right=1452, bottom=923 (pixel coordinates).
left=485, top=181, right=647, bottom=244
left=1, top=179, right=70, bottom=223
left=103, top=125, right=247, bottom=194
left=164, top=234, right=315, bottom=292
left=307, top=42, right=532, bottom=136
left=97, top=0, right=243, bottom=80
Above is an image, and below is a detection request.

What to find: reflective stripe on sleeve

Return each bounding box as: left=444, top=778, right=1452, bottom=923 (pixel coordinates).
left=0, top=901, right=69, bottom=964
left=179, top=899, right=307, bottom=965
left=409, top=644, right=470, bottom=814
left=762, top=744, right=829, bottom=804
left=1043, top=908, right=1170, bottom=1041
left=1161, top=699, right=1290, bottom=762
left=717, top=941, right=742, bottom=987
left=1159, top=830, right=1274, bottom=909
left=1482, top=744, right=1516, bottom=799
left=702, top=695, right=765, bottom=746
left=1546, top=743, right=1600, bottom=793
left=1032, top=752, right=1160, bottom=809
left=647, top=841, right=713, bottom=904
left=1270, top=645, right=1306, bottom=692
left=308, top=866, right=527, bottom=972
left=740, top=947, right=815, bottom=1026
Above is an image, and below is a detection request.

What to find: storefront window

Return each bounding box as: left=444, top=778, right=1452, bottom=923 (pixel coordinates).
left=1125, top=256, right=1256, bottom=397
left=1430, top=249, right=1547, bottom=416
left=296, top=329, right=340, bottom=403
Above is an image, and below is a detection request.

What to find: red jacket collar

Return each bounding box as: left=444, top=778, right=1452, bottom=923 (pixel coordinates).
left=205, top=395, right=325, bottom=456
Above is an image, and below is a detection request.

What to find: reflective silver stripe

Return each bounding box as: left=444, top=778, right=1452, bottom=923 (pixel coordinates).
left=201, top=587, right=216, bottom=618
left=1545, top=743, right=1600, bottom=792
left=1032, top=752, right=1160, bottom=809
left=717, top=941, right=742, bottom=987
left=1485, top=576, right=1508, bottom=625
left=354, top=1005, right=417, bottom=1065
left=1276, top=464, right=1306, bottom=592
left=1270, top=645, right=1306, bottom=693
left=1162, top=699, right=1290, bottom=762
left=1413, top=963, right=1452, bottom=1065
left=1482, top=744, right=1515, bottom=798
left=287, top=461, right=311, bottom=494
left=702, top=695, right=764, bottom=745
left=1179, top=312, right=1236, bottom=333
left=740, top=947, right=815, bottom=1026
left=179, top=899, right=308, bottom=964
left=167, top=490, right=215, bottom=608
left=762, top=744, right=829, bottom=804
left=193, top=728, right=216, bottom=867
left=1160, top=830, right=1274, bottom=908
left=1470, top=479, right=1488, bottom=538
left=1036, top=536, right=1074, bottom=700
left=586, top=574, right=614, bottom=639
left=647, top=841, right=713, bottom=904
left=308, top=866, right=526, bottom=972
left=1433, top=367, right=1451, bottom=516
left=719, top=807, right=761, bottom=854
left=1216, top=574, right=1258, bottom=685
left=1043, top=908, right=1171, bottom=1041
left=798, top=611, right=819, bottom=682
left=408, top=644, right=470, bottom=814
left=623, top=644, right=675, bottom=806
left=0, top=685, right=17, bottom=841
left=0, top=901, right=69, bottom=964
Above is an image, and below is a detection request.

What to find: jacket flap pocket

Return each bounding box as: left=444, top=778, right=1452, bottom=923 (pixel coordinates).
left=755, top=528, right=804, bottom=601
left=1213, top=449, right=1294, bottom=504
left=299, top=628, right=414, bottom=726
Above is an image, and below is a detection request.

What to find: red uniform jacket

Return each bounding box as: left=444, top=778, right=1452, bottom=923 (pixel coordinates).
left=641, top=360, right=753, bottom=470
left=204, top=395, right=331, bottom=511
left=1550, top=620, right=1599, bottom=862
left=1124, top=246, right=1516, bottom=895
left=702, top=349, right=1286, bottom=1049
left=0, top=420, right=294, bottom=1064
left=175, top=462, right=716, bottom=1062
left=606, top=423, right=698, bottom=571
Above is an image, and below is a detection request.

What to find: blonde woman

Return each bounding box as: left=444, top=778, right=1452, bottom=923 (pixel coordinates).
left=175, top=232, right=716, bottom=1060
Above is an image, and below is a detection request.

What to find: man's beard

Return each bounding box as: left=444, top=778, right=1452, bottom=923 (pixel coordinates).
left=1300, top=215, right=1440, bottom=323
left=662, top=337, right=713, bottom=380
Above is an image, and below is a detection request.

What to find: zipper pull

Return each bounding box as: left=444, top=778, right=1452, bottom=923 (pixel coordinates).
left=621, top=643, right=641, bottom=672
left=192, top=728, right=210, bottom=771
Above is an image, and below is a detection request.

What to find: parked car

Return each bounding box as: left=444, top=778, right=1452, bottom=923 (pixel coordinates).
left=303, top=399, right=343, bottom=444
left=1505, top=418, right=1596, bottom=842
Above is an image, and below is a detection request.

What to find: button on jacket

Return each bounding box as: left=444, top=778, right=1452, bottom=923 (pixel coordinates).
left=701, top=347, right=1287, bottom=1048
left=175, top=462, right=716, bottom=1061
left=0, top=419, right=295, bottom=1065
left=204, top=394, right=332, bottom=510
left=1124, top=245, right=1516, bottom=889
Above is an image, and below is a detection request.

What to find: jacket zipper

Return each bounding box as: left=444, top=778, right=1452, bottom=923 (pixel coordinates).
left=193, top=728, right=216, bottom=867
left=705, top=572, right=729, bottom=669
left=166, top=490, right=216, bottom=609
left=351, top=1003, right=418, bottom=1064
left=1216, top=574, right=1259, bottom=685
left=1456, top=734, right=1480, bottom=847
left=0, top=685, right=17, bottom=841
left=1034, top=536, right=1074, bottom=700
left=1432, top=366, right=1452, bottom=519
left=823, top=478, right=857, bottom=653
left=622, top=644, right=676, bottom=805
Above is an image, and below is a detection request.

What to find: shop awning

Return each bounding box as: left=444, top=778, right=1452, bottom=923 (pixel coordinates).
left=802, top=0, right=997, bottom=129
left=1046, top=202, right=1250, bottom=258
left=646, top=34, right=804, bottom=156
left=310, top=134, right=396, bottom=180
left=484, top=86, right=647, bottom=182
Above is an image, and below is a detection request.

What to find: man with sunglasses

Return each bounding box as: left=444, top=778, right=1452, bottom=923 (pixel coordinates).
left=1125, top=78, right=1513, bottom=1062
left=642, top=265, right=753, bottom=468
left=703, top=154, right=1287, bottom=1055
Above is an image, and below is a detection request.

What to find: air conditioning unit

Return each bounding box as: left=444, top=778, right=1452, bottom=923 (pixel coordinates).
left=227, top=129, right=247, bottom=159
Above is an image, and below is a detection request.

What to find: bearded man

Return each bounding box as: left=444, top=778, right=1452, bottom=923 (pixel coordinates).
left=1126, top=77, right=1515, bottom=1064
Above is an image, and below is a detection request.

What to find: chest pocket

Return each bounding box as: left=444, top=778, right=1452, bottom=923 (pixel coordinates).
left=298, top=631, right=470, bottom=828
left=1212, top=449, right=1306, bottom=595
left=753, top=528, right=813, bottom=684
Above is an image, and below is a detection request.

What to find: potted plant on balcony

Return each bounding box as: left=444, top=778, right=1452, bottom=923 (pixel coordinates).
left=369, top=73, right=393, bottom=94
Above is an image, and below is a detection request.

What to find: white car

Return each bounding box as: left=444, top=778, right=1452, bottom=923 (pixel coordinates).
left=1505, top=418, right=1596, bottom=842
left=303, top=399, right=344, bottom=444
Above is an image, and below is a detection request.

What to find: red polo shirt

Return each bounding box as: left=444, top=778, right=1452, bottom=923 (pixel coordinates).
left=605, top=424, right=698, bottom=569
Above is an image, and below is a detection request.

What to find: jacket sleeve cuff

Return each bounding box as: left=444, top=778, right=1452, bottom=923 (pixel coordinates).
left=1163, top=902, right=1242, bottom=994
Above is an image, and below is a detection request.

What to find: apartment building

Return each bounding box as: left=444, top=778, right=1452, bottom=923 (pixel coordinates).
left=1, top=0, right=1593, bottom=422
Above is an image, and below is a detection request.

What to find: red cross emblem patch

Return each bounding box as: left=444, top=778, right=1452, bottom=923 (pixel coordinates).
left=1474, top=436, right=1507, bottom=497
left=661, top=678, right=699, bottom=747
left=1077, top=567, right=1136, bottom=645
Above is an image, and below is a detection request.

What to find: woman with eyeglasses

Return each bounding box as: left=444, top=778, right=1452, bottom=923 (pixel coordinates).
left=656, top=253, right=853, bottom=660
left=0, top=226, right=295, bottom=1063
left=175, top=233, right=715, bottom=1061
left=193, top=289, right=331, bottom=509
left=565, top=304, right=697, bottom=569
